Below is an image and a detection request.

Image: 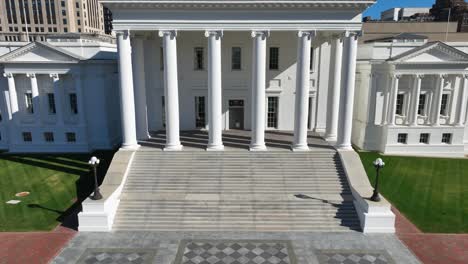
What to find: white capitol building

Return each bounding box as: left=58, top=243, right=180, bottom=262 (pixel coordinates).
left=0, top=0, right=467, bottom=233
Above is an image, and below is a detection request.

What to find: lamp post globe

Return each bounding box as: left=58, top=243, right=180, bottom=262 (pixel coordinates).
left=370, top=158, right=385, bottom=202
left=89, top=156, right=102, bottom=200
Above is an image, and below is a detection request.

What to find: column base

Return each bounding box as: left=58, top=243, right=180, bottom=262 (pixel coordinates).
left=249, top=144, right=267, bottom=151
left=324, top=135, right=337, bottom=142
left=291, top=144, right=310, bottom=152
left=206, top=144, right=224, bottom=151
left=336, top=144, right=353, bottom=150
left=120, top=143, right=140, bottom=151
left=164, top=144, right=183, bottom=151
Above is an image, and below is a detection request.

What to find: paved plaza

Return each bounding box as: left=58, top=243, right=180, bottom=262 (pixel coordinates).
left=53, top=231, right=420, bottom=264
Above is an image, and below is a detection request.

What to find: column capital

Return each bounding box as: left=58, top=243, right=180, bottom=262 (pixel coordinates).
left=26, top=73, right=36, bottom=78
left=204, top=30, right=223, bottom=38
left=158, top=30, right=177, bottom=38
left=437, top=73, right=449, bottom=80
left=393, top=73, right=402, bottom=79
left=343, top=30, right=362, bottom=39
left=414, top=74, right=424, bottom=79
left=297, top=30, right=317, bottom=39
left=114, top=30, right=130, bottom=37
left=3, top=72, right=13, bottom=78
left=49, top=73, right=60, bottom=80
left=462, top=74, right=468, bottom=80
left=251, top=30, right=270, bottom=39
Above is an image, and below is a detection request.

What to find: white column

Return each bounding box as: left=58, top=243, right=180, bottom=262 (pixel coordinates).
left=432, top=74, right=446, bottom=126
left=457, top=75, right=468, bottom=126
left=336, top=32, right=358, bottom=150
left=132, top=38, right=150, bottom=140
left=292, top=31, right=315, bottom=151
left=116, top=31, right=139, bottom=150
left=325, top=37, right=343, bottom=140
left=26, top=73, right=40, bottom=122
left=3, top=73, right=18, bottom=120
left=205, top=30, right=224, bottom=151
left=410, top=74, right=423, bottom=126
left=159, top=30, right=182, bottom=151
left=388, top=74, right=401, bottom=126
left=50, top=73, right=64, bottom=126
left=381, top=75, right=391, bottom=125
left=250, top=30, right=269, bottom=151
left=73, top=73, right=86, bottom=125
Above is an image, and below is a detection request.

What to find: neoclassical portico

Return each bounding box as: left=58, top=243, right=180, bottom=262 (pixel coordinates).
left=105, top=0, right=373, bottom=151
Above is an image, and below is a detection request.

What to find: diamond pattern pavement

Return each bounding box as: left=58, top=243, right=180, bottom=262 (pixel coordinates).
left=174, top=240, right=296, bottom=264
left=75, top=248, right=156, bottom=264
left=316, top=250, right=395, bottom=264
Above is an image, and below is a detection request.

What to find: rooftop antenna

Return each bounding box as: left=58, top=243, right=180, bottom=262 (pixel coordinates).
left=445, top=7, right=451, bottom=42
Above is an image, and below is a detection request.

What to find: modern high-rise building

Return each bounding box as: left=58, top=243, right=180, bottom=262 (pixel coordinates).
left=0, top=0, right=110, bottom=42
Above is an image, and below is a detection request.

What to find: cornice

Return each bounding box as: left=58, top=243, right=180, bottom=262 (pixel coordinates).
left=101, top=0, right=375, bottom=9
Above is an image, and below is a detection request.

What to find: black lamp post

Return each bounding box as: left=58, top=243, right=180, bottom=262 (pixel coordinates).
left=370, top=158, right=385, bottom=202
left=89, top=156, right=102, bottom=200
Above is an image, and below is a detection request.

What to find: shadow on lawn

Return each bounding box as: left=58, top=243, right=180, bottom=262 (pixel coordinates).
left=0, top=150, right=116, bottom=231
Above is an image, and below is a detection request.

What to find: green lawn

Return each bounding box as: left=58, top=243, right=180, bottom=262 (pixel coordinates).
left=358, top=151, right=468, bottom=233
left=0, top=150, right=116, bottom=231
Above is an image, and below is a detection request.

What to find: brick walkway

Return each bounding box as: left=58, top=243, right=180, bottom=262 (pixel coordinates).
left=0, top=226, right=76, bottom=264
left=393, top=207, right=468, bottom=264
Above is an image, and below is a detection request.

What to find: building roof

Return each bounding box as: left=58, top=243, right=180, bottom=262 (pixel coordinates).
left=365, top=33, right=428, bottom=43
left=0, top=41, right=84, bottom=63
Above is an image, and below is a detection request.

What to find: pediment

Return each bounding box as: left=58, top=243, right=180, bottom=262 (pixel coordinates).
left=388, top=42, right=468, bottom=64
left=0, top=42, right=83, bottom=63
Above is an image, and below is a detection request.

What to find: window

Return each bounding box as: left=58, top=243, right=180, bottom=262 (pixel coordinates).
left=25, top=93, right=33, bottom=114
left=63, top=18, right=67, bottom=24
left=44, top=132, right=54, bottom=142
left=440, top=94, right=449, bottom=116
left=160, top=47, right=164, bottom=70
left=61, top=1, right=65, bottom=7
left=161, top=96, right=166, bottom=128
left=397, top=133, right=407, bottom=144
left=62, top=10, right=66, bottom=16
left=267, top=97, right=279, bottom=129
left=75, top=2, right=79, bottom=8
left=307, top=97, right=312, bottom=129
left=66, top=132, right=76, bottom=142
left=310, top=47, right=314, bottom=70
left=395, top=94, right=404, bottom=115
left=195, top=96, right=206, bottom=128
left=76, top=11, right=80, bottom=17
left=64, top=27, right=67, bottom=32
left=269, top=47, right=279, bottom=70
left=48, top=93, right=56, bottom=114
left=194, top=47, right=204, bottom=70
left=69, top=93, right=78, bottom=114
left=22, top=132, right=32, bottom=142
left=417, top=94, right=426, bottom=115
left=442, top=133, right=452, bottom=144
left=77, top=19, right=80, bottom=26
left=419, top=133, right=429, bottom=144
left=231, top=47, right=241, bottom=70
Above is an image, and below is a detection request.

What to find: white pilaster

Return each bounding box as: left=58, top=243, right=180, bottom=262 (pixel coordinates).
left=205, top=30, right=224, bottom=151
left=457, top=75, right=468, bottom=126
left=3, top=73, right=18, bottom=120
left=432, top=74, right=446, bottom=126
left=336, top=32, right=358, bottom=150
left=325, top=37, right=343, bottom=141
left=381, top=75, right=391, bottom=125
left=159, top=30, right=183, bottom=151
left=250, top=30, right=269, bottom=151
left=50, top=73, right=64, bottom=126
left=132, top=37, right=150, bottom=140
left=117, top=31, right=139, bottom=150
left=293, top=31, right=315, bottom=151
left=388, top=74, right=401, bottom=126
left=26, top=73, right=40, bottom=123
left=410, top=74, right=423, bottom=126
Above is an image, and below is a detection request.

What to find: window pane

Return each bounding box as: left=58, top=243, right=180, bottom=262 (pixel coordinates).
left=396, top=94, right=404, bottom=115
left=232, top=47, right=241, bottom=70
left=25, top=93, right=33, bottom=114
left=417, top=94, right=426, bottom=115
left=48, top=93, right=56, bottom=114
left=69, top=93, right=78, bottom=114
left=267, top=97, right=278, bottom=128
left=195, top=96, right=206, bottom=128
left=440, top=94, right=449, bottom=115
left=194, top=47, right=204, bottom=70
left=269, top=47, right=279, bottom=70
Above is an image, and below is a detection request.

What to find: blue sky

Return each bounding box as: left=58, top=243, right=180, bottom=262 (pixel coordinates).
left=363, top=0, right=436, bottom=18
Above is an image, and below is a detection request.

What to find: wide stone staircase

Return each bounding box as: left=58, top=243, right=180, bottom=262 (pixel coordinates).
left=112, top=149, right=361, bottom=232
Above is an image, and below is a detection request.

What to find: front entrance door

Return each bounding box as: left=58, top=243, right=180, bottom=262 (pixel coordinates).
left=229, top=99, right=244, bottom=130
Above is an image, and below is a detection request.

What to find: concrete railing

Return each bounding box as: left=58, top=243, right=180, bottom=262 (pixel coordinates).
left=338, top=150, right=396, bottom=233
left=78, top=150, right=135, bottom=231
